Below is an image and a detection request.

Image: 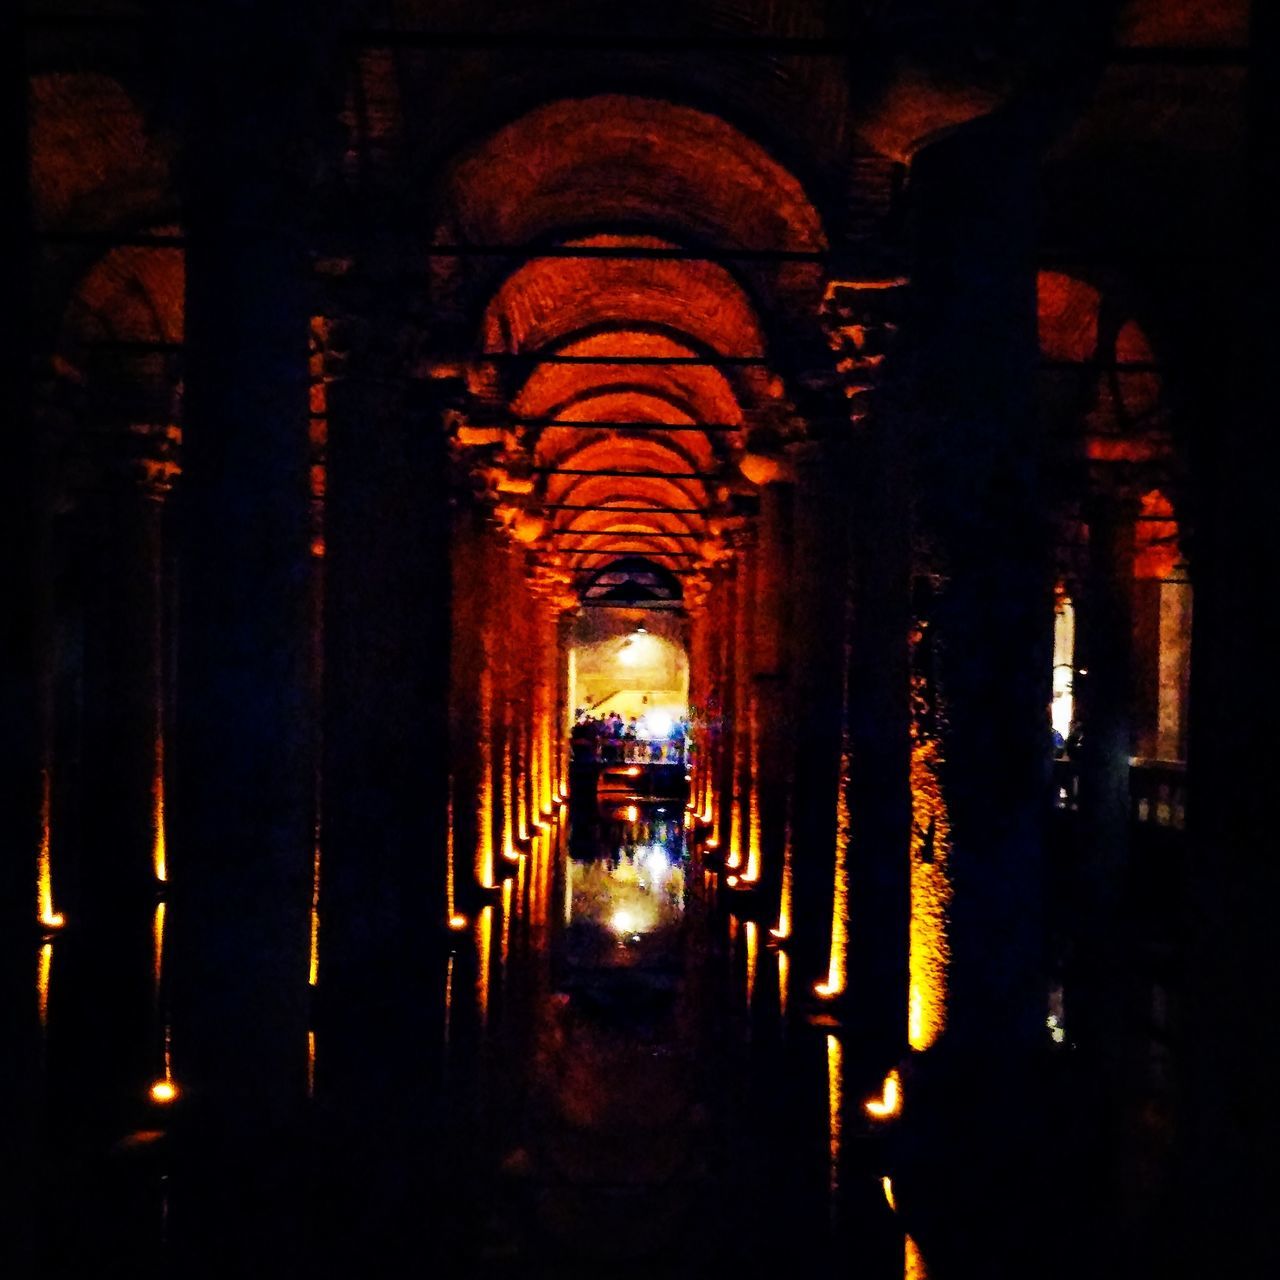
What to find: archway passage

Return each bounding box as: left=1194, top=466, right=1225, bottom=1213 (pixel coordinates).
left=16, top=5, right=1239, bottom=1278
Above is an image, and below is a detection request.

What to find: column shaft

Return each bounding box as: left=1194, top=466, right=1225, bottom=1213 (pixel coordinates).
left=172, top=24, right=314, bottom=1123
left=910, top=117, right=1052, bottom=1062
left=321, top=350, right=452, bottom=1085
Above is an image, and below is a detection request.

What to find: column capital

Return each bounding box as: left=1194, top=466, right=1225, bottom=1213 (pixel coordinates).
left=820, top=276, right=910, bottom=429
left=89, top=421, right=182, bottom=498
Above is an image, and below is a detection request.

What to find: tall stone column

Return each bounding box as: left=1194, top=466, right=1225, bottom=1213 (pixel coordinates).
left=556, top=610, right=574, bottom=797
left=60, top=423, right=174, bottom=1129
left=728, top=533, right=757, bottom=876
left=908, top=115, right=1052, bottom=1070
left=450, top=502, right=498, bottom=895
left=714, top=562, right=738, bottom=852
left=1182, top=20, right=1278, bottom=1271
left=786, top=443, right=851, bottom=992
left=172, top=10, right=315, bottom=1130
left=752, top=482, right=795, bottom=913
left=1070, top=483, right=1139, bottom=1105
left=78, top=425, right=173, bottom=921
left=1, top=27, right=43, bottom=1259
left=825, top=281, right=913, bottom=1076
left=320, top=324, right=453, bottom=1092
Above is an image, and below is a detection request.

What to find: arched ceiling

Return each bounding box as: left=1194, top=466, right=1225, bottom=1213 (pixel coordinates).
left=442, top=96, right=825, bottom=600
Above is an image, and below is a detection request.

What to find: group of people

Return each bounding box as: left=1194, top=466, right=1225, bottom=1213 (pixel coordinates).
left=571, top=709, right=689, bottom=763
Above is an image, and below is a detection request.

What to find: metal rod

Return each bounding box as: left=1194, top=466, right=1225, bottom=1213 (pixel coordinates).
left=549, top=529, right=703, bottom=539
left=519, top=419, right=742, bottom=432
left=555, top=549, right=702, bottom=557
left=482, top=353, right=768, bottom=366
left=544, top=503, right=711, bottom=514
left=532, top=466, right=717, bottom=479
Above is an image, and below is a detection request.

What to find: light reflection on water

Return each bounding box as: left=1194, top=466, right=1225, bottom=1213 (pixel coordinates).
left=563, top=802, right=689, bottom=975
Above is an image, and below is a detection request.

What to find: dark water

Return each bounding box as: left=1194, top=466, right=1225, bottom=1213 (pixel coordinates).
left=22, top=791, right=1176, bottom=1278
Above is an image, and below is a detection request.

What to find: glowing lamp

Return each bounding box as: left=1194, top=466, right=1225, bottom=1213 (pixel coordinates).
left=881, top=1176, right=896, bottom=1210
left=864, top=1068, right=902, bottom=1120
left=41, top=911, right=65, bottom=930
left=726, top=874, right=739, bottom=887
left=150, top=1079, right=178, bottom=1105
left=448, top=914, right=468, bottom=931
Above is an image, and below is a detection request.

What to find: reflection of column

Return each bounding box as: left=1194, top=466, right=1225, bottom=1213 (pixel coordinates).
left=754, top=483, right=794, bottom=912
left=321, top=338, right=453, bottom=1087
left=172, top=13, right=314, bottom=1127
left=910, top=116, right=1050, bottom=1066
left=787, top=444, right=850, bottom=993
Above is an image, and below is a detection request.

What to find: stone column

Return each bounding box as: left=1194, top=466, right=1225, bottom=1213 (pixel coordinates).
left=753, top=482, right=795, bottom=913
left=728, top=533, right=757, bottom=876
left=78, top=425, right=173, bottom=920
left=1070, top=483, right=1139, bottom=1107
left=320, top=321, right=453, bottom=1092
left=450, top=501, right=496, bottom=896
left=786, top=442, right=850, bottom=994
left=908, top=115, right=1052, bottom=1069
left=172, top=12, right=315, bottom=1130
left=1, top=30, right=43, bottom=1260
left=714, top=561, right=738, bottom=852
left=61, top=423, right=174, bottom=1129
left=825, top=280, right=913, bottom=1076
left=557, top=610, right=575, bottom=797
left=1181, top=24, right=1278, bottom=1270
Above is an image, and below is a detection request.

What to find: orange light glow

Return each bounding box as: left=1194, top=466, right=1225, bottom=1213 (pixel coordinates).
left=37, top=941, right=53, bottom=1031
left=771, top=844, right=792, bottom=940
left=826, top=1033, right=843, bottom=1200
left=477, top=905, right=493, bottom=1028
left=905, top=1234, right=927, bottom=1279
left=726, top=874, right=739, bottom=887
left=882, top=1176, right=896, bottom=1211
left=908, top=728, right=951, bottom=1050
left=501, top=878, right=513, bottom=965
left=626, top=804, right=639, bottom=822
left=443, top=952, right=456, bottom=1047
left=37, top=766, right=63, bottom=929
left=745, top=920, right=758, bottom=1007
left=307, top=1030, right=316, bottom=1099
left=308, top=835, right=321, bottom=988
left=149, top=1079, right=178, bottom=1105
left=445, top=786, right=460, bottom=930
left=778, top=949, right=790, bottom=1018
left=624, top=766, right=641, bottom=777
left=152, top=901, right=166, bottom=1001
left=478, top=668, right=495, bottom=888
left=817, top=727, right=852, bottom=999
left=864, top=1068, right=902, bottom=1120
left=152, top=734, right=167, bottom=883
